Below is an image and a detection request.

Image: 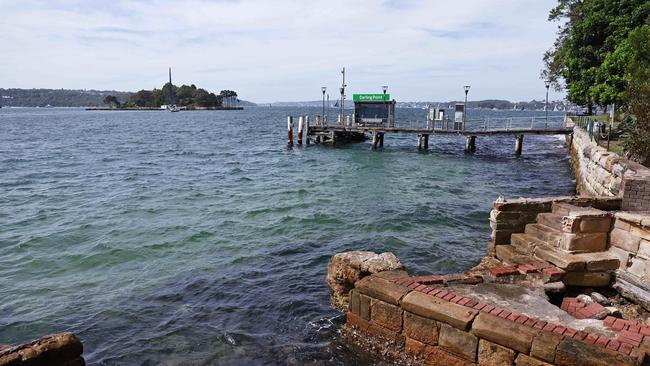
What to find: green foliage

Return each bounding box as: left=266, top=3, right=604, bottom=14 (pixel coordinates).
left=103, top=95, right=121, bottom=107
left=126, top=83, right=227, bottom=108
left=0, top=89, right=132, bottom=107
left=622, top=25, right=650, bottom=165
left=543, top=0, right=650, bottom=111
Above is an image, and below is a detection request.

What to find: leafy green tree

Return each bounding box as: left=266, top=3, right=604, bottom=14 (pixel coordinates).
left=103, top=95, right=120, bottom=108
left=543, top=0, right=650, bottom=113
left=621, top=25, right=650, bottom=165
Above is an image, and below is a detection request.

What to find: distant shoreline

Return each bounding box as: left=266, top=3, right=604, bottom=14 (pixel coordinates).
left=84, top=106, right=244, bottom=111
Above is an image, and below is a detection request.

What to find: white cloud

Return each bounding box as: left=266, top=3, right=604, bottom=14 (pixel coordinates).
left=0, top=0, right=564, bottom=102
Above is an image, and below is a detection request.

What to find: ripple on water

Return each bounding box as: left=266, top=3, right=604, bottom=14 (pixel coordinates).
left=0, top=107, right=575, bottom=365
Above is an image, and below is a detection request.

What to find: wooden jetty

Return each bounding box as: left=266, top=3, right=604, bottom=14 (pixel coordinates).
left=287, top=113, right=573, bottom=155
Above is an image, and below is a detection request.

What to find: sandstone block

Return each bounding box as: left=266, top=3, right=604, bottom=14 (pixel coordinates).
left=327, top=251, right=404, bottom=311
left=515, top=354, right=553, bottom=366
left=359, top=294, right=371, bottom=320
left=531, top=331, right=563, bottom=363
left=608, top=246, right=632, bottom=269
left=425, top=346, right=473, bottom=366
left=611, top=228, right=641, bottom=253
left=496, top=245, right=520, bottom=262
left=355, top=275, right=411, bottom=306
left=349, top=289, right=360, bottom=315
left=401, top=291, right=478, bottom=331
left=630, top=226, right=650, bottom=241
left=471, top=313, right=538, bottom=354
left=555, top=337, right=640, bottom=366
left=346, top=312, right=405, bottom=346
left=511, top=233, right=541, bottom=254
left=628, top=257, right=650, bottom=280
left=636, top=239, right=650, bottom=260
left=559, top=232, right=607, bottom=253
left=579, top=216, right=612, bottom=233
left=439, top=323, right=478, bottom=362
left=403, top=311, right=439, bottom=346
left=478, top=339, right=516, bottom=366
left=494, top=230, right=513, bottom=245
left=563, top=271, right=611, bottom=287
left=533, top=245, right=586, bottom=271
left=405, top=337, right=427, bottom=358
left=371, top=299, right=403, bottom=332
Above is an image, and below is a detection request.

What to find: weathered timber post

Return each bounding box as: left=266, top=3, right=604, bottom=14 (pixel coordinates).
left=297, top=116, right=304, bottom=145
left=371, top=130, right=379, bottom=150
left=515, top=134, right=524, bottom=155
left=316, top=115, right=321, bottom=126
left=305, top=116, right=311, bottom=145
left=423, top=134, right=429, bottom=149
left=464, top=135, right=476, bottom=153
left=331, top=130, right=337, bottom=145
left=287, top=116, right=294, bottom=146
left=379, top=133, right=384, bottom=147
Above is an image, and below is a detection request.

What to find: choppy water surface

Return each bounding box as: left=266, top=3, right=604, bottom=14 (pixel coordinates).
left=0, top=107, right=574, bottom=365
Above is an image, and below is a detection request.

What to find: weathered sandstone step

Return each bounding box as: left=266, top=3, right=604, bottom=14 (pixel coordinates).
left=536, top=212, right=565, bottom=232
left=525, top=223, right=563, bottom=247
left=533, top=244, right=619, bottom=272
left=526, top=223, right=608, bottom=253
left=552, top=202, right=609, bottom=217
left=511, top=233, right=546, bottom=255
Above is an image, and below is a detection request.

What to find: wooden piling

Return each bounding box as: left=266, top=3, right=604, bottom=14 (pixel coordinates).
left=379, top=133, right=384, bottom=148
left=372, top=130, right=379, bottom=149
left=515, top=134, right=524, bottom=155
left=287, top=116, right=294, bottom=146
left=465, top=136, right=476, bottom=153
left=297, top=116, right=304, bottom=145
left=423, top=134, right=429, bottom=149
left=305, top=116, right=310, bottom=145
left=316, top=115, right=321, bottom=126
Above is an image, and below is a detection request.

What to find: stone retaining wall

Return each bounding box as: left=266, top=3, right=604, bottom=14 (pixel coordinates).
left=569, top=126, right=650, bottom=210
left=344, top=272, right=645, bottom=366
left=610, top=212, right=650, bottom=310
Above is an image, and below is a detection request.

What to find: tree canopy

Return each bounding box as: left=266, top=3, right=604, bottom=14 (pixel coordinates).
left=542, top=0, right=650, bottom=112
left=125, top=84, right=235, bottom=109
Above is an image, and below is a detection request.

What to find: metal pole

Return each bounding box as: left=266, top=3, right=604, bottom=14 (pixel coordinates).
left=326, top=94, right=329, bottom=123
left=340, top=67, right=346, bottom=124
left=545, top=81, right=550, bottom=128
left=321, top=87, right=326, bottom=121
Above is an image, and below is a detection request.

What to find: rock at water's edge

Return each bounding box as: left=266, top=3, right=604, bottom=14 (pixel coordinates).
left=326, top=251, right=404, bottom=312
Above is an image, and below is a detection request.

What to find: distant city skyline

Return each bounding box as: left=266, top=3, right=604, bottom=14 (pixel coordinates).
left=2, top=0, right=566, bottom=103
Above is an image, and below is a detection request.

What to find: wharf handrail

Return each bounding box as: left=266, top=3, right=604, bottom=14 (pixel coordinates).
left=293, top=114, right=570, bottom=132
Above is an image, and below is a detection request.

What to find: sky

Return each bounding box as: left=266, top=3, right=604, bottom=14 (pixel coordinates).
left=1, top=0, right=566, bottom=103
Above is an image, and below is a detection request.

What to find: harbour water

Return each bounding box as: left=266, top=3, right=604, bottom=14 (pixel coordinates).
left=0, top=107, right=575, bottom=365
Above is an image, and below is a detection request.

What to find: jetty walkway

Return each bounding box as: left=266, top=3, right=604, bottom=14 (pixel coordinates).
left=288, top=114, right=573, bottom=155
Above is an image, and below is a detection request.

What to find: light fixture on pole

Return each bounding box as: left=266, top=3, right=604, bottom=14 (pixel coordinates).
left=463, top=85, right=471, bottom=129
left=321, top=86, right=327, bottom=120
left=544, top=80, right=551, bottom=127
left=382, top=85, right=388, bottom=95
left=340, top=67, right=346, bottom=124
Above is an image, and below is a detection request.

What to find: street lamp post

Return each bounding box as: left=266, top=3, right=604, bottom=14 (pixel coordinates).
left=321, top=86, right=327, bottom=121
left=463, top=85, right=470, bottom=130
left=340, top=67, right=346, bottom=125
left=545, top=80, right=550, bottom=128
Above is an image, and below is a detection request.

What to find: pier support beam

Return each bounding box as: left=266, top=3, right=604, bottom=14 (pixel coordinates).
left=371, top=130, right=379, bottom=150
left=379, top=133, right=384, bottom=148
left=331, top=131, right=337, bottom=145
left=515, top=134, right=524, bottom=155
left=305, top=116, right=310, bottom=145
left=423, top=134, right=429, bottom=149
left=417, top=134, right=429, bottom=150
left=297, top=116, right=304, bottom=145
left=464, top=135, right=476, bottom=153
left=287, top=116, right=294, bottom=146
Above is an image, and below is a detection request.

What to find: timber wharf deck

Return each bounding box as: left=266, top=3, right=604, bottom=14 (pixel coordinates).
left=287, top=114, right=574, bottom=155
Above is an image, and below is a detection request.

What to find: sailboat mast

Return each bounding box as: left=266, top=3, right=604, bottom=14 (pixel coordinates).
left=168, top=67, right=174, bottom=105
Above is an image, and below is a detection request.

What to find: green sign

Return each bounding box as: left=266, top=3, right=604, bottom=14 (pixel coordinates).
left=353, top=94, right=390, bottom=102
